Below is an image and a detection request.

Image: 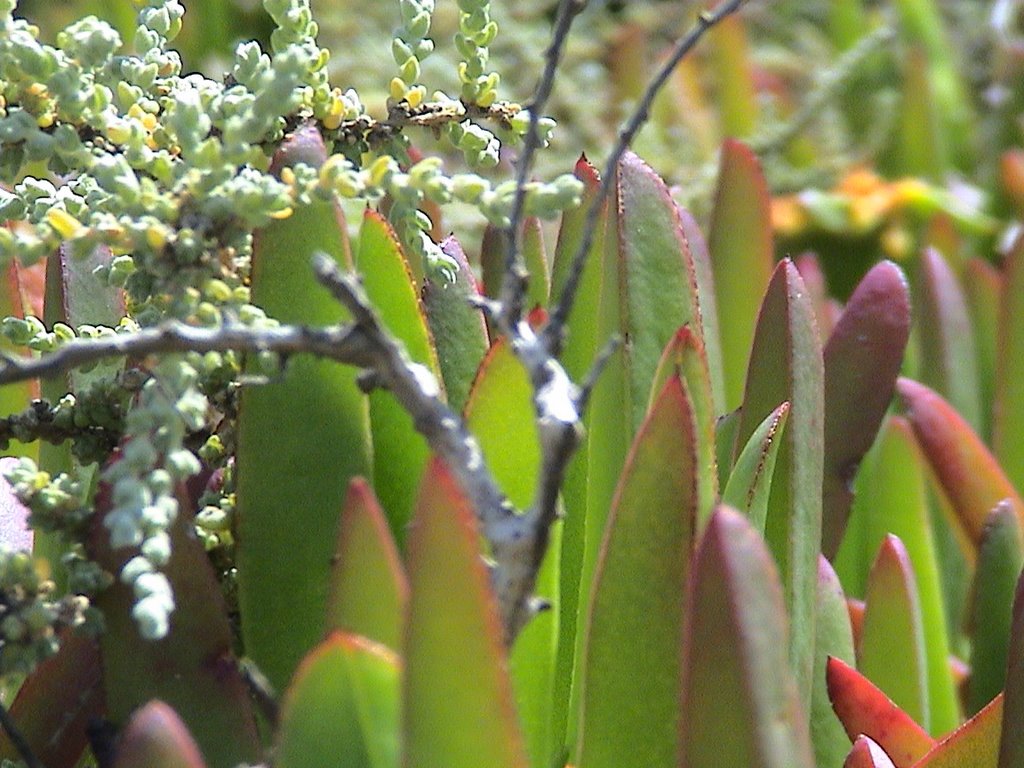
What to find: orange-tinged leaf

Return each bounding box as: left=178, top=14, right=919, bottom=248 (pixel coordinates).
left=403, top=458, right=527, bottom=768
left=679, top=506, right=814, bottom=768
left=897, top=378, right=1024, bottom=544
left=325, top=479, right=407, bottom=651
left=827, top=657, right=935, bottom=767
left=577, top=376, right=698, bottom=768
left=911, top=694, right=1001, bottom=768
left=708, top=139, right=774, bottom=411
left=846, top=736, right=899, bottom=768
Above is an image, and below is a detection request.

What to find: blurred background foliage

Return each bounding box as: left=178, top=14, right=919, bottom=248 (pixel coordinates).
left=13, top=0, right=1020, bottom=297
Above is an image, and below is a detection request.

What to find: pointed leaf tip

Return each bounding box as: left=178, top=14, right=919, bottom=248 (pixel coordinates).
left=845, top=736, right=899, bottom=768
left=896, top=377, right=1024, bottom=544
left=826, top=656, right=934, bottom=767
left=113, top=701, right=207, bottom=768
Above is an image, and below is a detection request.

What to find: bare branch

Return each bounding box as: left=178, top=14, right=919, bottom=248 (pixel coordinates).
left=501, top=0, right=587, bottom=324
left=544, top=0, right=750, bottom=354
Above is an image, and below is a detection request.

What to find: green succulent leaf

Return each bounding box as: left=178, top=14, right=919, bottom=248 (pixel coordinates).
left=736, top=258, right=824, bottom=709
left=833, top=416, right=958, bottom=734
left=679, top=506, right=815, bottom=768
left=860, top=534, right=930, bottom=730
left=356, top=208, right=440, bottom=545
left=325, top=478, right=408, bottom=652
left=421, top=236, right=489, bottom=415
left=403, top=457, right=528, bottom=768
left=811, top=556, right=857, bottom=768
left=707, top=138, right=774, bottom=412
left=963, top=257, right=1000, bottom=442
left=577, top=375, right=698, bottom=768
left=994, top=235, right=1024, bottom=497
left=275, top=632, right=400, bottom=768
left=969, top=502, right=1024, bottom=715
left=916, top=248, right=982, bottom=434
left=236, top=123, right=372, bottom=690
left=722, top=400, right=789, bottom=533
left=112, top=701, right=208, bottom=768
left=998, top=568, right=1024, bottom=766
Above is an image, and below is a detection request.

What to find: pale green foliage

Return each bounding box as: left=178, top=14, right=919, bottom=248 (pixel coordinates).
left=0, top=0, right=582, bottom=642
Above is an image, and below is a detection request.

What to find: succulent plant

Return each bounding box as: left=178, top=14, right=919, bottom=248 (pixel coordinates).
left=0, top=1, right=1020, bottom=768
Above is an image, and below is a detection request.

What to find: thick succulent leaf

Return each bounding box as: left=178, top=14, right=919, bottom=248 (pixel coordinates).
left=549, top=156, right=608, bottom=757
left=577, top=376, right=698, bottom=768
left=0, top=630, right=102, bottom=768
left=897, top=377, right=1024, bottom=545
left=846, top=736, right=899, bottom=768
left=112, top=701, right=207, bottom=768
left=707, top=139, right=774, bottom=411
left=679, top=506, right=815, bottom=768
left=403, top=458, right=527, bottom=768
left=617, top=150, right=703, bottom=432
left=325, top=478, right=408, bottom=651
left=860, top=535, right=930, bottom=729
left=237, top=124, right=372, bottom=688
left=832, top=417, right=958, bottom=734
left=356, top=209, right=439, bottom=544
left=509, top=520, right=560, bottom=768
left=714, top=407, right=742, bottom=488
left=464, top=338, right=538, bottom=510
left=994, top=236, right=1024, bottom=496
left=969, top=503, right=1024, bottom=714
left=812, top=557, right=858, bottom=768
left=916, top=248, right=982, bottom=433
left=822, top=260, right=912, bottom=558
left=480, top=218, right=550, bottom=310
left=463, top=335, right=554, bottom=766
left=736, top=258, right=824, bottom=709
left=826, top=657, right=935, bottom=767
left=422, top=237, right=489, bottom=415
left=90, top=485, right=261, bottom=768
left=963, top=258, right=1000, bottom=442
left=275, top=632, right=400, bottom=768
left=912, top=694, right=1001, bottom=768
left=998, top=567, right=1024, bottom=766
left=647, top=326, right=718, bottom=524
left=722, top=401, right=789, bottom=534
left=677, top=205, right=725, bottom=412
left=894, top=49, right=946, bottom=179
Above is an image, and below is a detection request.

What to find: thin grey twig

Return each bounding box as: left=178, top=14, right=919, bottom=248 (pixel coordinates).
left=0, top=699, right=43, bottom=768
left=544, top=0, right=749, bottom=355
left=501, top=0, right=587, bottom=324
